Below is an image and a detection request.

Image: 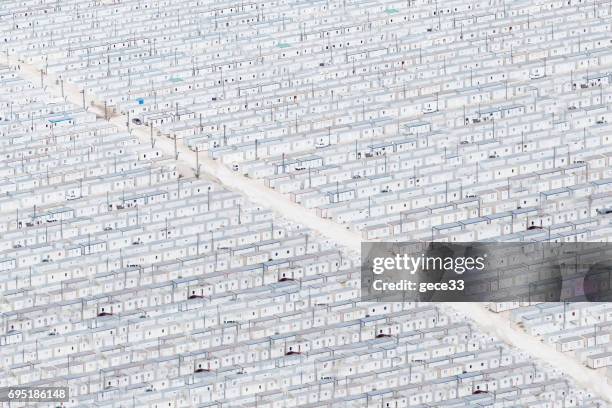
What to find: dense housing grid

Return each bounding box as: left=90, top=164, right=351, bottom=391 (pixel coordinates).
left=0, top=0, right=612, bottom=406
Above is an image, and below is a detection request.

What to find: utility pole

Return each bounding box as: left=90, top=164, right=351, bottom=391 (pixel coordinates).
left=196, top=147, right=200, bottom=178
left=150, top=123, right=154, bottom=148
